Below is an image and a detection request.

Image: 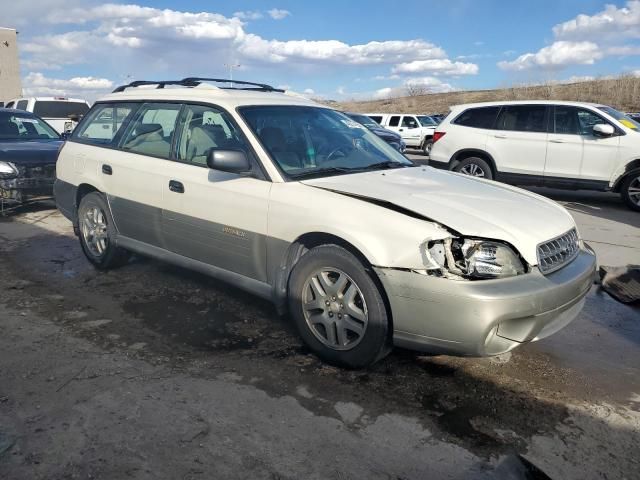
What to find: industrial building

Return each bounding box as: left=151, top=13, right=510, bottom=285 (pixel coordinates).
left=0, top=28, right=22, bottom=104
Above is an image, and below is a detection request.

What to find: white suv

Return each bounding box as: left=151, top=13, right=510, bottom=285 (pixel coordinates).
left=5, top=96, right=90, bottom=134
left=366, top=113, right=437, bottom=155
left=54, top=78, right=596, bottom=367
left=430, top=100, right=640, bottom=211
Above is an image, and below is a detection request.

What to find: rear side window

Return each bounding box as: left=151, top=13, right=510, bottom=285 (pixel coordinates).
left=369, top=116, right=382, bottom=124
left=74, top=103, right=138, bottom=146
left=496, top=105, right=548, bottom=133
left=401, top=116, right=418, bottom=128
left=33, top=101, right=90, bottom=118
left=453, top=107, right=500, bottom=129
left=120, top=103, right=182, bottom=159
left=16, top=100, right=28, bottom=110
left=5, top=102, right=15, bottom=109
left=388, top=116, right=400, bottom=127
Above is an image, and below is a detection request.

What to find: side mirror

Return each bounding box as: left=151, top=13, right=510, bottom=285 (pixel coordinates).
left=60, top=132, right=69, bottom=140
left=68, top=114, right=80, bottom=122
left=593, top=124, right=615, bottom=137
left=206, top=149, right=251, bottom=174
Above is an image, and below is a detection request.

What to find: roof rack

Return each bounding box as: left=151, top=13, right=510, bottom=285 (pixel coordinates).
left=111, top=77, right=284, bottom=94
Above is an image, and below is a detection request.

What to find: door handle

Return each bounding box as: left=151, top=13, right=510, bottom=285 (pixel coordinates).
left=549, top=139, right=564, bottom=143
left=493, top=134, right=507, bottom=139
left=169, top=180, right=184, bottom=194
left=101, top=164, right=112, bottom=175
left=399, top=128, right=404, bottom=132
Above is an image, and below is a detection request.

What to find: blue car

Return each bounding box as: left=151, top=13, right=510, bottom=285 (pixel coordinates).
left=0, top=108, right=62, bottom=212
left=344, top=112, right=406, bottom=152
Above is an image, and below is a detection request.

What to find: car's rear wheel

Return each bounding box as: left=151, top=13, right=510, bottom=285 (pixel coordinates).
left=78, top=192, right=129, bottom=269
left=621, top=174, right=640, bottom=211
left=288, top=245, right=391, bottom=368
left=453, top=157, right=494, bottom=180
left=422, top=138, right=433, bottom=156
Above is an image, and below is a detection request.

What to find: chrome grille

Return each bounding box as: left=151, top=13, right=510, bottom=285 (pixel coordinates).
left=537, top=228, right=580, bottom=274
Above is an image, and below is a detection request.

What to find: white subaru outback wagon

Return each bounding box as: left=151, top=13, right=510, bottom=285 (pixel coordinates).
left=54, top=78, right=596, bottom=368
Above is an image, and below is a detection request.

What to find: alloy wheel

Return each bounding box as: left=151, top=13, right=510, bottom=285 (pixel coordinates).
left=628, top=176, right=640, bottom=206
left=460, top=163, right=486, bottom=177
left=81, top=206, right=109, bottom=258
left=302, top=268, right=368, bottom=351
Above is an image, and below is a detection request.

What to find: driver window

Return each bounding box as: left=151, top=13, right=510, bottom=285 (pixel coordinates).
left=577, top=109, right=608, bottom=136
left=176, top=104, right=248, bottom=166
left=401, top=116, right=418, bottom=129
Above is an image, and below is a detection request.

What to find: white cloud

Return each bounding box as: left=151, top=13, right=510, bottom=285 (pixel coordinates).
left=606, top=45, right=640, bottom=56
left=22, top=72, right=114, bottom=100
left=303, top=88, right=315, bottom=94
left=498, top=41, right=603, bottom=71
left=553, top=0, right=640, bottom=40
left=233, top=10, right=263, bottom=21
left=336, top=86, right=346, bottom=95
left=371, top=77, right=455, bottom=99
left=267, top=9, right=291, bottom=20
left=392, top=58, right=478, bottom=75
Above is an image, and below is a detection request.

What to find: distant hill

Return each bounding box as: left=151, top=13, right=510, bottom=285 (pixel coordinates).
left=332, top=75, right=640, bottom=115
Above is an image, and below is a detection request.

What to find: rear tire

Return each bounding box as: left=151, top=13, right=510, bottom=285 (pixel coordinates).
left=453, top=157, right=494, bottom=180
left=422, top=138, right=433, bottom=156
left=288, top=245, right=391, bottom=368
left=77, top=192, right=129, bottom=270
left=620, top=174, right=640, bottom=211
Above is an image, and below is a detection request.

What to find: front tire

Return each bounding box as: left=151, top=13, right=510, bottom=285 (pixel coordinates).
left=621, top=174, right=640, bottom=212
left=78, top=192, right=129, bottom=270
left=288, top=245, right=391, bottom=368
left=453, top=157, right=494, bottom=180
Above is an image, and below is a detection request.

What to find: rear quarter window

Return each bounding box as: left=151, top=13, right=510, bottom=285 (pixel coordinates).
left=452, top=107, right=500, bottom=129
left=16, top=100, right=28, bottom=110
left=73, top=103, right=138, bottom=146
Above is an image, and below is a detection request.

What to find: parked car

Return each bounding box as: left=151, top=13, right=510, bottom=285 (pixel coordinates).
left=5, top=96, right=90, bottom=134
left=343, top=112, right=406, bottom=152
left=430, top=100, right=640, bottom=211
left=54, top=78, right=596, bottom=368
left=0, top=108, right=62, bottom=212
left=366, top=113, right=436, bottom=155
left=626, top=112, right=640, bottom=123
left=430, top=114, right=446, bottom=124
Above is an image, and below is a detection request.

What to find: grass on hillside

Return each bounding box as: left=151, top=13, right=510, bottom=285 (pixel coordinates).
left=334, top=75, right=640, bottom=115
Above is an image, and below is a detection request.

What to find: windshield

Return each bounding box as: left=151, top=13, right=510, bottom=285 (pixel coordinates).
left=417, top=115, right=437, bottom=126
left=598, top=106, right=640, bottom=131
left=346, top=113, right=380, bottom=129
left=240, top=106, right=413, bottom=179
left=0, top=112, right=59, bottom=140
left=33, top=101, right=90, bottom=119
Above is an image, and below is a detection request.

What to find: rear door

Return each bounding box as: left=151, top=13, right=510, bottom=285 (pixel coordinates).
left=160, top=103, right=271, bottom=281
left=486, top=104, right=549, bottom=179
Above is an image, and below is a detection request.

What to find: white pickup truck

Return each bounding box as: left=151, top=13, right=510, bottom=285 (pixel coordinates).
left=365, top=113, right=438, bottom=155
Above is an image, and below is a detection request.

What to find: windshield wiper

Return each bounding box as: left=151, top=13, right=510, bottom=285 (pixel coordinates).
left=349, top=160, right=414, bottom=172
left=289, top=166, right=353, bottom=180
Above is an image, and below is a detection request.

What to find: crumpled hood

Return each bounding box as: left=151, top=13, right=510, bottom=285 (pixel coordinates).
left=302, top=166, right=577, bottom=265
left=0, top=139, right=63, bottom=166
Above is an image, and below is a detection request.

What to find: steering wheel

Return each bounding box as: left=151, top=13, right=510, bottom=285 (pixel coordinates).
left=326, top=146, right=349, bottom=161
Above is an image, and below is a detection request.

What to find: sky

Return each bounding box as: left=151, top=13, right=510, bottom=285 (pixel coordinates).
left=4, top=0, right=640, bottom=102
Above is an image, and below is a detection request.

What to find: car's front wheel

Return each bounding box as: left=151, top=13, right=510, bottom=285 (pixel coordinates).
left=453, top=157, right=494, bottom=180
left=288, top=245, right=391, bottom=368
left=78, top=192, right=129, bottom=269
left=621, top=174, right=640, bottom=211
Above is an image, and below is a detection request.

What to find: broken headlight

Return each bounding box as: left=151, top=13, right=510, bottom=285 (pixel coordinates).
left=0, top=161, right=18, bottom=179
left=426, top=238, right=525, bottom=279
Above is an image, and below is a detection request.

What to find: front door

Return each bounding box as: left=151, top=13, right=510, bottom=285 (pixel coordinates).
left=160, top=103, right=271, bottom=282
left=399, top=115, right=421, bottom=146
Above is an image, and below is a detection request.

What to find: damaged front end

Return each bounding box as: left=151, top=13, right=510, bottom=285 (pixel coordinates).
left=0, top=161, right=56, bottom=213
left=419, top=237, right=528, bottom=280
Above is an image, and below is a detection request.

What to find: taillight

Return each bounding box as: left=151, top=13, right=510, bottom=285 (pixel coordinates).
left=433, top=131, right=446, bottom=143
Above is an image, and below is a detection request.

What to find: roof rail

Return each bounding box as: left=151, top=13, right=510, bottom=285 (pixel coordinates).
left=111, top=78, right=284, bottom=94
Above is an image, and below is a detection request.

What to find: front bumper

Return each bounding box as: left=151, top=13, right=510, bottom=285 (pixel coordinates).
left=374, top=247, right=596, bottom=356
left=0, top=176, right=55, bottom=206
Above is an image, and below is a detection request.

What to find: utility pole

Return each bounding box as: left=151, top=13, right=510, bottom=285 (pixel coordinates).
left=224, top=63, right=240, bottom=87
